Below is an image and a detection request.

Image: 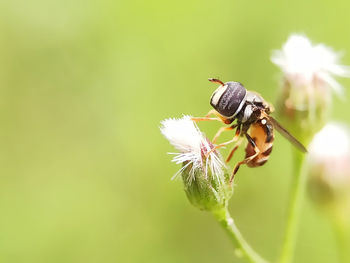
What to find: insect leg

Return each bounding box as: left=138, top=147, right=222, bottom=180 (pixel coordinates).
left=262, top=119, right=274, bottom=143
left=226, top=138, right=243, bottom=163
left=214, top=125, right=241, bottom=149
left=191, top=109, right=222, bottom=122
left=205, top=125, right=241, bottom=158
left=230, top=133, right=260, bottom=183
left=212, top=123, right=238, bottom=143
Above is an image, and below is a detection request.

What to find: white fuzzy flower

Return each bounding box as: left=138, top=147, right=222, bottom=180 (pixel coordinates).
left=161, top=116, right=232, bottom=211
left=308, top=123, right=350, bottom=185
left=160, top=115, right=225, bottom=184
left=271, top=34, right=350, bottom=95
left=271, top=34, right=350, bottom=140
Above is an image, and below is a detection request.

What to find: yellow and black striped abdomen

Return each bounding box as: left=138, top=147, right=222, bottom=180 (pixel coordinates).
left=245, top=121, right=274, bottom=167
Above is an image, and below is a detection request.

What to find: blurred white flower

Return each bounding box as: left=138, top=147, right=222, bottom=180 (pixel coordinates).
left=271, top=34, right=350, bottom=95
left=160, top=115, right=224, bottom=184
left=307, top=123, right=350, bottom=258
left=271, top=34, right=350, bottom=142
left=308, top=122, right=350, bottom=186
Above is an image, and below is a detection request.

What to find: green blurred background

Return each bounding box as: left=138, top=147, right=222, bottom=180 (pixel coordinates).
left=0, top=0, right=349, bottom=262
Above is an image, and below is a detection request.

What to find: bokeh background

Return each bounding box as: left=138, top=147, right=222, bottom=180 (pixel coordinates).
left=0, top=0, right=350, bottom=262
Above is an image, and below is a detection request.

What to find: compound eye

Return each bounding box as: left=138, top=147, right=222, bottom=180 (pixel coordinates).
left=210, top=82, right=247, bottom=118
left=210, top=84, right=227, bottom=107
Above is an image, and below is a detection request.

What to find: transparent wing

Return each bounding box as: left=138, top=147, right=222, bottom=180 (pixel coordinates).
left=267, top=116, right=307, bottom=153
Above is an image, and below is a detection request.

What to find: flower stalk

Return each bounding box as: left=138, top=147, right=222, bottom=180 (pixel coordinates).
left=212, top=207, right=269, bottom=263
left=331, top=215, right=350, bottom=263
left=279, top=149, right=308, bottom=263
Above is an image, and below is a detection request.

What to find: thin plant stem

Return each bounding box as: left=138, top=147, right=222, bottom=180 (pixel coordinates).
left=330, top=214, right=350, bottom=263
left=212, top=207, right=269, bottom=263
left=279, top=149, right=307, bottom=263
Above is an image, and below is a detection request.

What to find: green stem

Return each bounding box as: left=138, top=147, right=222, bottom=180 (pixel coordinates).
left=279, top=149, right=307, bottom=263
left=330, top=214, right=350, bottom=263
left=212, top=207, right=269, bottom=263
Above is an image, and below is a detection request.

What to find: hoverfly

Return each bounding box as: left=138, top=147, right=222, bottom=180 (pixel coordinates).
left=192, top=78, right=307, bottom=181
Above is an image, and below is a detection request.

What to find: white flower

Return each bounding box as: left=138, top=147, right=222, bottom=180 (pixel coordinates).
left=271, top=34, right=350, bottom=140
left=308, top=122, right=350, bottom=185
left=160, top=116, right=232, bottom=211
left=160, top=115, right=225, bottom=184
left=271, top=34, right=350, bottom=95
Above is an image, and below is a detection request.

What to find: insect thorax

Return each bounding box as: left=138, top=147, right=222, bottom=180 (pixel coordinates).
left=233, top=97, right=270, bottom=129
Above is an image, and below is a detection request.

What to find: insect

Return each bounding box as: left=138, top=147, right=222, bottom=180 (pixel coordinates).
left=192, top=78, right=307, bottom=181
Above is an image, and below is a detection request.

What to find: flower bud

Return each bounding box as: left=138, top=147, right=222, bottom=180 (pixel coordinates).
left=160, top=116, right=233, bottom=211
left=271, top=34, right=350, bottom=143
left=307, top=123, right=350, bottom=212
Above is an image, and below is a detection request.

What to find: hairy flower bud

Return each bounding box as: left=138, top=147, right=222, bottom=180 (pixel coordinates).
left=271, top=34, right=350, bottom=143
left=160, top=116, right=233, bottom=211
left=307, top=123, right=350, bottom=207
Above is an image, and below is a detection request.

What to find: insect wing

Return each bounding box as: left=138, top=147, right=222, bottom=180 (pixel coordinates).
left=268, top=116, right=307, bottom=153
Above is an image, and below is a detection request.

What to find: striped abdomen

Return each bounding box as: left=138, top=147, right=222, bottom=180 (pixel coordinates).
left=245, top=120, right=274, bottom=167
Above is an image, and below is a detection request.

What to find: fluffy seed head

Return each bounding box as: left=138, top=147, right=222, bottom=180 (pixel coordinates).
left=160, top=115, right=224, bottom=183
left=160, top=115, right=232, bottom=211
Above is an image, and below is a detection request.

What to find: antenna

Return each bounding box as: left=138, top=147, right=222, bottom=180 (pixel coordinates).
left=208, top=78, right=224, bottom=86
